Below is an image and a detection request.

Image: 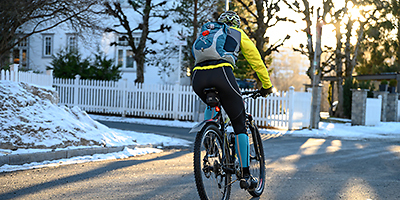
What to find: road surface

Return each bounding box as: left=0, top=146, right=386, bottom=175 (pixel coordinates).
left=97, top=120, right=194, bottom=141
left=1, top=133, right=400, bottom=199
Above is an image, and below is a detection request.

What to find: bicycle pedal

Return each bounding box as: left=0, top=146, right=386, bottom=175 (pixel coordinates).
left=239, top=176, right=257, bottom=191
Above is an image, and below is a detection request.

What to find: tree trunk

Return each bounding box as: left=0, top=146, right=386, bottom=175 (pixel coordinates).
left=302, top=0, right=314, bottom=81
left=189, top=0, right=198, bottom=73
left=310, top=17, right=323, bottom=129
left=135, top=54, right=145, bottom=83
left=334, top=21, right=345, bottom=118
left=344, top=19, right=353, bottom=78
left=397, top=20, right=400, bottom=66
left=134, top=0, right=151, bottom=83
left=254, top=0, right=266, bottom=62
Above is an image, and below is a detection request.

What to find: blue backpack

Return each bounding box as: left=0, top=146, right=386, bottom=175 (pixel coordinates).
left=192, top=22, right=235, bottom=65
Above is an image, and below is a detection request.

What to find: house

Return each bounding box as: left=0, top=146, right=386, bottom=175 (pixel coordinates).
left=10, top=0, right=190, bottom=86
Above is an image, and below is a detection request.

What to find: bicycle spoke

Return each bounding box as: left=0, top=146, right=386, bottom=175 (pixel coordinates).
left=194, top=124, right=232, bottom=200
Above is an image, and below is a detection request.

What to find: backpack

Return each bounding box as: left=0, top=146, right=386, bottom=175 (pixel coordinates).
left=192, top=22, right=235, bottom=65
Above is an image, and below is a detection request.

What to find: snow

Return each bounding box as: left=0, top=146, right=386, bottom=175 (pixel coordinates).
left=1, top=80, right=400, bottom=173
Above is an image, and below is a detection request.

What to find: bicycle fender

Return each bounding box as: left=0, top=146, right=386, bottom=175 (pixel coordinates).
left=189, top=119, right=219, bottom=134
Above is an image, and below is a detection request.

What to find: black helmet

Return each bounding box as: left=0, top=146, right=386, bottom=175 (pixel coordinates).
left=218, top=11, right=240, bottom=27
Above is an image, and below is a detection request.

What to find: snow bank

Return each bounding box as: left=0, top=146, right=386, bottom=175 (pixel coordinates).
left=0, top=81, right=138, bottom=149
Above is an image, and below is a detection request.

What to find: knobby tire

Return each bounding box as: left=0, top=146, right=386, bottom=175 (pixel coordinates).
left=248, top=123, right=266, bottom=197
left=193, top=124, right=232, bottom=200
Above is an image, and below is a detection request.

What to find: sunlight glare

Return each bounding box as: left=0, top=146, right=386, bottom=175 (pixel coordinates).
left=339, top=178, right=377, bottom=199
left=299, top=138, right=326, bottom=155
left=387, top=145, right=400, bottom=158
left=326, top=140, right=342, bottom=153
left=347, top=1, right=365, bottom=21
left=267, top=154, right=300, bottom=173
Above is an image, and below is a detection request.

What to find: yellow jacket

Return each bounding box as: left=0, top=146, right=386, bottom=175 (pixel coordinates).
left=193, top=27, right=272, bottom=89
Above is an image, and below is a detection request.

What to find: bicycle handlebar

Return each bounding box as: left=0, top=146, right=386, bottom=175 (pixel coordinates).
left=241, top=90, right=262, bottom=99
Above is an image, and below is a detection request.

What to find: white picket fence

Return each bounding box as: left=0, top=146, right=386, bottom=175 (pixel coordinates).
left=0, top=64, right=53, bottom=87
left=54, top=75, right=197, bottom=121
left=366, top=96, right=382, bottom=126
left=398, top=101, right=400, bottom=120
left=53, top=75, right=312, bottom=130
left=243, top=87, right=311, bottom=130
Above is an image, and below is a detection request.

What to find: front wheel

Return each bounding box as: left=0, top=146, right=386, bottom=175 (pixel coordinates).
left=193, top=124, right=231, bottom=200
left=248, top=123, right=266, bottom=197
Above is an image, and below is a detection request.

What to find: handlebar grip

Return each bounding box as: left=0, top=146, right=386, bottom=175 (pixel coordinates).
left=241, top=90, right=262, bottom=99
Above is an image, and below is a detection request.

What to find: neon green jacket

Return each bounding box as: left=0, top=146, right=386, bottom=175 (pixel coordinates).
left=193, top=27, right=273, bottom=89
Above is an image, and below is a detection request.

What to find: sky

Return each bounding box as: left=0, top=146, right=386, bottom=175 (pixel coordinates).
left=267, top=0, right=369, bottom=48
left=1, top=80, right=400, bottom=173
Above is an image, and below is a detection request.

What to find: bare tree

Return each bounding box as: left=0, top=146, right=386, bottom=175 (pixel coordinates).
left=334, top=0, right=384, bottom=118
left=284, top=0, right=333, bottom=83
left=0, top=0, right=101, bottom=66
left=171, top=0, right=220, bottom=75
left=104, top=0, right=171, bottom=83
left=235, top=0, right=293, bottom=62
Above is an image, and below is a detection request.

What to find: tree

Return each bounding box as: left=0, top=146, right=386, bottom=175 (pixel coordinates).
left=51, top=48, right=121, bottom=81
left=171, top=0, right=221, bottom=77
left=230, top=0, right=293, bottom=87
left=104, top=0, right=171, bottom=83
left=0, top=0, right=101, bottom=66
left=51, top=49, right=91, bottom=79
left=333, top=0, right=385, bottom=118
left=235, top=0, right=293, bottom=63
left=394, top=0, right=400, bottom=67
left=357, top=0, right=399, bottom=75
left=284, top=0, right=333, bottom=83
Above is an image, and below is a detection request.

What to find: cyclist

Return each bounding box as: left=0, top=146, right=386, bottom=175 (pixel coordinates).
left=191, top=10, right=275, bottom=190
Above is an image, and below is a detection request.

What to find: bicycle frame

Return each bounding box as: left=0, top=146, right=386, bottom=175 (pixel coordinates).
left=192, top=89, right=266, bottom=199
left=189, top=91, right=259, bottom=177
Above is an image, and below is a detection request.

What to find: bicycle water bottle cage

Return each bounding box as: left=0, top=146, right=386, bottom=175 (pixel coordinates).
left=203, top=87, right=220, bottom=107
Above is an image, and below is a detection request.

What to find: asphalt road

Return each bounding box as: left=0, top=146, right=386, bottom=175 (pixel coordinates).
left=1, top=133, right=400, bottom=200
left=96, top=120, right=195, bottom=142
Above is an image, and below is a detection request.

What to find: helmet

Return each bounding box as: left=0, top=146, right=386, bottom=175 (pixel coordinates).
left=218, top=11, right=240, bottom=27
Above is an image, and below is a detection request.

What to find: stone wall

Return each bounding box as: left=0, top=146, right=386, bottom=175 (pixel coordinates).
left=351, top=89, right=368, bottom=125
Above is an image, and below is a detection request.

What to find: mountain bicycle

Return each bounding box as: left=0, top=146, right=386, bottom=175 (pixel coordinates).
left=190, top=88, right=266, bottom=200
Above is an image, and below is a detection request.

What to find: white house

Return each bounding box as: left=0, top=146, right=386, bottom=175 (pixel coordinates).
left=11, top=0, right=191, bottom=85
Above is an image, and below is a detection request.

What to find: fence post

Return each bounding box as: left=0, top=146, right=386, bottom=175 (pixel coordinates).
left=11, top=64, right=18, bottom=82
left=173, top=84, right=180, bottom=120
left=373, top=91, right=388, bottom=122
left=386, top=93, right=398, bottom=122
left=120, top=79, right=127, bottom=117
left=46, top=69, right=54, bottom=86
left=74, top=75, right=81, bottom=107
left=288, top=86, right=295, bottom=130
left=351, top=89, right=368, bottom=125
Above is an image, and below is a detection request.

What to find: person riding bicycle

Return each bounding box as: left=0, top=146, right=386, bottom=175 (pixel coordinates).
left=192, top=10, right=275, bottom=190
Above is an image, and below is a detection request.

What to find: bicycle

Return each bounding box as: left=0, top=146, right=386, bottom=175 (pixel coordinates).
left=190, top=88, right=266, bottom=200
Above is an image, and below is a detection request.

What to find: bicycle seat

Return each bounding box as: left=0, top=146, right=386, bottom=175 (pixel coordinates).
left=203, top=87, right=220, bottom=107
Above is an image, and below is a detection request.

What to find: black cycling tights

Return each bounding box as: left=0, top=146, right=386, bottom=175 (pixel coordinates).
left=192, top=66, right=246, bottom=135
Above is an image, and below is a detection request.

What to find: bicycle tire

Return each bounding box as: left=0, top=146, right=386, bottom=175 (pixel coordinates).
left=248, top=123, right=266, bottom=197
left=193, top=124, right=232, bottom=200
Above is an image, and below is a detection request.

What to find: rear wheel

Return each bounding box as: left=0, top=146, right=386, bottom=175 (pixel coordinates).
left=248, top=123, right=266, bottom=197
left=193, top=124, right=231, bottom=200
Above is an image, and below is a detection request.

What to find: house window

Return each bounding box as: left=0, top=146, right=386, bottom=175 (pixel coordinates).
left=116, top=35, right=140, bottom=71
left=13, top=37, right=29, bottom=69
left=66, top=34, right=78, bottom=51
left=42, top=34, right=54, bottom=57
left=116, top=48, right=137, bottom=70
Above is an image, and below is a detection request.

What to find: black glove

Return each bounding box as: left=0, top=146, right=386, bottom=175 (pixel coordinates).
left=259, top=86, right=274, bottom=97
